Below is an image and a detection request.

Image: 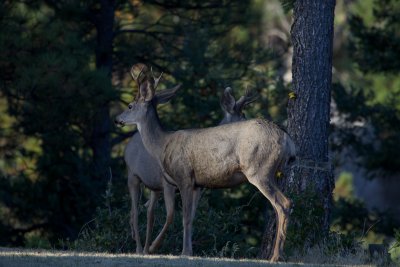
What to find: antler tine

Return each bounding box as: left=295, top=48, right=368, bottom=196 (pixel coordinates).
left=242, top=85, right=254, bottom=99
left=130, top=66, right=136, bottom=81
left=237, top=87, right=258, bottom=108
left=151, top=67, right=163, bottom=90
left=244, top=88, right=252, bottom=97
left=130, top=65, right=144, bottom=81
left=130, top=65, right=146, bottom=90
left=130, top=65, right=146, bottom=100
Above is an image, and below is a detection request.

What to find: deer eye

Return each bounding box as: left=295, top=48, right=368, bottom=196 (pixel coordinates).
left=128, top=104, right=133, bottom=109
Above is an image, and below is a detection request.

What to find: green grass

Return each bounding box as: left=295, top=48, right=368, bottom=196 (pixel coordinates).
left=0, top=247, right=375, bottom=267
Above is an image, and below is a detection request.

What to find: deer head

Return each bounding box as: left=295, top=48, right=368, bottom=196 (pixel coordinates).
left=115, top=64, right=180, bottom=126
left=220, top=87, right=258, bottom=124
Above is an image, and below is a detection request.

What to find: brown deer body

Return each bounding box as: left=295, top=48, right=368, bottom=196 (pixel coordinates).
left=124, top=78, right=256, bottom=253
left=115, top=65, right=294, bottom=261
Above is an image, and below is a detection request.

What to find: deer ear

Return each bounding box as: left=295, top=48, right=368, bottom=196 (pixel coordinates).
left=220, top=87, right=236, bottom=114
left=139, top=80, right=154, bottom=102
left=153, top=84, right=181, bottom=105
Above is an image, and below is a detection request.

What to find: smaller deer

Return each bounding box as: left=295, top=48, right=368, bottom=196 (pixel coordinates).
left=115, top=65, right=294, bottom=261
left=122, top=66, right=256, bottom=254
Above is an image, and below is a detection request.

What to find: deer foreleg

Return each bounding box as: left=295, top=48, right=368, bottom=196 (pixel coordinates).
left=149, top=183, right=176, bottom=253
left=191, top=188, right=202, bottom=220
left=143, top=190, right=159, bottom=254
left=128, top=174, right=143, bottom=254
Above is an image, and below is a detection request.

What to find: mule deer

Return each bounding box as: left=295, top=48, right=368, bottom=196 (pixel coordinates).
left=115, top=65, right=295, bottom=261
left=122, top=67, right=257, bottom=254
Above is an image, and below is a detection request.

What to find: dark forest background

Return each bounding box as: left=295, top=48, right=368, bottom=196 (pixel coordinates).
left=0, top=0, right=399, bottom=261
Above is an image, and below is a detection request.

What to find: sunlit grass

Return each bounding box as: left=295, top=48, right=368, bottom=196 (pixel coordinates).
left=0, top=247, right=375, bottom=267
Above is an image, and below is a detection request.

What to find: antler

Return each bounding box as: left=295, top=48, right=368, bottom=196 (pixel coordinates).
left=130, top=64, right=163, bottom=100
left=130, top=65, right=145, bottom=89
left=236, top=88, right=258, bottom=109
left=150, top=67, right=163, bottom=90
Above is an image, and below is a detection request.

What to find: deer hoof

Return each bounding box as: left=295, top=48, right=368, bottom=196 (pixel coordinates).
left=181, top=250, right=193, bottom=257
left=149, top=245, right=156, bottom=254
left=269, top=255, right=280, bottom=262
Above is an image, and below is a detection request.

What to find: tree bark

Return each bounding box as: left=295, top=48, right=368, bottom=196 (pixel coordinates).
left=260, top=0, right=336, bottom=258
left=91, top=0, right=115, bottom=182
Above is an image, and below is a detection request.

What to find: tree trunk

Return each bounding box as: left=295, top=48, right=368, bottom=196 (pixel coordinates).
left=260, top=0, right=336, bottom=258
left=91, top=0, right=114, bottom=182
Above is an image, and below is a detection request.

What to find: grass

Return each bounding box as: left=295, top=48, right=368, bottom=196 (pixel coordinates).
left=0, top=247, right=376, bottom=267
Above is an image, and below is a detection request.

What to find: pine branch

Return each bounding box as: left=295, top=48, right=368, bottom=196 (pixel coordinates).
left=279, top=0, right=296, bottom=13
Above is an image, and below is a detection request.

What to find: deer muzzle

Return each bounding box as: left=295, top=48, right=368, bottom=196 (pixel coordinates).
left=114, top=117, right=125, bottom=127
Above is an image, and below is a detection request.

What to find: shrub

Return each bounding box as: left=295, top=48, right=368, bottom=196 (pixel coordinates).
left=69, top=180, right=261, bottom=258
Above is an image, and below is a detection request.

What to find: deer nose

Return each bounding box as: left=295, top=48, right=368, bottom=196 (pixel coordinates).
left=114, top=118, right=125, bottom=127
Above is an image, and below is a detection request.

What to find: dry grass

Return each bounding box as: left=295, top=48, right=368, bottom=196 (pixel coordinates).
left=288, top=246, right=370, bottom=266
left=0, top=247, right=376, bottom=267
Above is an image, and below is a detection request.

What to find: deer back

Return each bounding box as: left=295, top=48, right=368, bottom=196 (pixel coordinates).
left=161, top=118, right=290, bottom=188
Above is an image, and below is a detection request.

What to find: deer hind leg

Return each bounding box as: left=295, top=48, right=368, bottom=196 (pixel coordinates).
left=149, top=182, right=176, bottom=253
left=180, top=185, right=196, bottom=256
left=269, top=184, right=291, bottom=262
left=128, top=173, right=143, bottom=254
left=246, top=169, right=292, bottom=262
left=143, top=190, right=160, bottom=254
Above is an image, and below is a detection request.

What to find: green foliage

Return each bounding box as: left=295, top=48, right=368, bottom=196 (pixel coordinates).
left=323, top=232, right=361, bottom=256
left=5, top=0, right=399, bottom=259
left=285, top=189, right=326, bottom=254
left=285, top=187, right=365, bottom=261
left=394, top=229, right=400, bottom=248
left=349, top=0, right=400, bottom=74
left=342, top=0, right=400, bottom=175
left=285, top=192, right=364, bottom=261
left=332, top=196, right=398, bottom=239
left=23, top=232, right=52, bottom=249
left=70, top=181, right=264, bottom=258
left=0, top=0, right=283, bottom=249
left=71, top=199, right=134, bottom=253
left=114, top=0, right=278, bottom=129
left=333, top=2, right=400, bottom=252
left=332, top=83, right=400, bottom=174
left=0, top=0, right=120, bottom=244
left=392, top=229, right=400, bottom=263
left=279, top=0, right=295, bottom=13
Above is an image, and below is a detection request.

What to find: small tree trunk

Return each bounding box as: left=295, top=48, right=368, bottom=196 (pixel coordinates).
left=260, top=0, right=336, bottom=258
left=91, top=0, right=115, bottom=182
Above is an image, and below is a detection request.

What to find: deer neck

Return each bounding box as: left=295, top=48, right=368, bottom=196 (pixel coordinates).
left=136, top=104, right=169, bottom=160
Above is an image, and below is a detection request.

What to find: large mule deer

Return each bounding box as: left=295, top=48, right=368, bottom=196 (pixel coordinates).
left=115, top=65, right=295, bottom=261
left=122, top=66, right=257, bottom=254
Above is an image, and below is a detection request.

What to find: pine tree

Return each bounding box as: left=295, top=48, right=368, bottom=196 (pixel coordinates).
left=261, top=0, right=336, bottom=258
left=0, top=0, right=278, bottom=247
